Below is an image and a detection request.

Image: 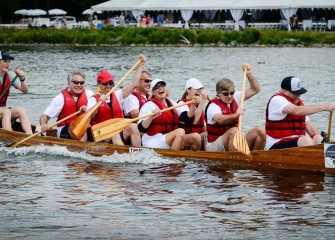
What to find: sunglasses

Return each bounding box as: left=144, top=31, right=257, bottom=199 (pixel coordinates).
left=221, top=91, right=235, bottom=96
left=141, top=78, right=153, bottom=83
left=153, top=84, right=166, bottom=91
left=71, top=80, right=85, bottom=85
left=100, top=81, right=114, bottom=86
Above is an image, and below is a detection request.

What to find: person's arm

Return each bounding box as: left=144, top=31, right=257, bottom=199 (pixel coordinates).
left=192, top=90, right=208, bottom=124
left=40, top=114, right=51, bottom=132
left=14, top=69, right=29, bottom=93
left=122, top=54, right=146, bottom=99
left=243, top=64, right=260, bottom=100
left=283, top=102, right=335, bottom=116
left=212, top=109, right=243, bottom=126
left=305, top=120, right=320, bottom=138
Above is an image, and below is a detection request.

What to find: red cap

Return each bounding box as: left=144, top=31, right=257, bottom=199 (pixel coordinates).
left=97, top=71, right=114, bottom=83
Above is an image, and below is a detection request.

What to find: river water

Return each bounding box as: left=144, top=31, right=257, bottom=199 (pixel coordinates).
left=1, top=46, right=335, bottom=239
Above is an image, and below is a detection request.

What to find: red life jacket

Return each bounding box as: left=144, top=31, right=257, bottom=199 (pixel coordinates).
left=266, top=93, right=306, bottom=138
left=178, top=98, right=205, bottom=134
left=57, top=89, right=88, bottom=127
left=90, top=93, right=123, bottom=126
left=205, top=97, right=239, bottom=143
left=131, top=91, right=149, bottom=110
left=146, top=98, right=179, bottom=136
left=0, top=72, right=11, bottom=107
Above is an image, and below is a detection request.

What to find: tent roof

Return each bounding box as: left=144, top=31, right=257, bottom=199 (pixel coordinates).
left=92, top=0, right=335, bottom=11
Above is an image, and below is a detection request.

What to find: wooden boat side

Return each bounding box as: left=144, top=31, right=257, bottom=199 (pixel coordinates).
left=0, top=127, right=334, bottom=173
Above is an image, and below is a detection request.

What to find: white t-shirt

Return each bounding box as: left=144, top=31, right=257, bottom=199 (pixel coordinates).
left=138, top=99, right=188, bottom=148
left=0, top=71, right=21, bottom=89
left=43, top=89, right=94, bottom=137
left=205, top=91, right=241, bottom=145
left=122, top=93, right=148, bottom=117
left=265, top=95, right=310, bottom=150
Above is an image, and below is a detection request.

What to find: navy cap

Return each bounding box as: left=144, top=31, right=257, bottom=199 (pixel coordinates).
left=281, top=76, right=307, bottom=95
left=0, top=50, right=14, bottom=60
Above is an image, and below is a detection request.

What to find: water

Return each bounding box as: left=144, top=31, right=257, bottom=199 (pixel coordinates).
left=1, top=46, right=335, bottom=239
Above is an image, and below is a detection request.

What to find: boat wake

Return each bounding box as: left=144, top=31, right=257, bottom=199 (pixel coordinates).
left=0, top=144, right=182, bottom=165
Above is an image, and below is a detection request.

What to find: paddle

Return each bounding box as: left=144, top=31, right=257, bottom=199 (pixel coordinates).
left=0, top=74, right=19, bottom=99
left=91, top=99, right=197, bottom=142
left=232, top=68, right=251, bottom=155
left=327, top=111, right=333, bottom=142
left=9, top=110, right=82, bottom=148
left=68, top=59, right=142, bottom=140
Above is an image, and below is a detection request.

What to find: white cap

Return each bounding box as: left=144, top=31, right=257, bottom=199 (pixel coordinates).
left=184, top=78, right=204, bottom=90
left=151, top=79, right=166, bottom=92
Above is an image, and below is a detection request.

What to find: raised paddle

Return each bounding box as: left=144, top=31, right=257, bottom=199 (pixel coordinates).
left=91, top=99, right=197, bottom=142
left=327, top=111, right=333, bottom=142
left=68, top=59, right=142, bottom=140
left=232, top=68, right=250, bottom=155
left=9, top=110, right=82, bottom=148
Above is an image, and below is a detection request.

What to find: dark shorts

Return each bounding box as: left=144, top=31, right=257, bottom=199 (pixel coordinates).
left=270, top=138, right=299, bottom=150
left=59, top=124, right=72, bottom=139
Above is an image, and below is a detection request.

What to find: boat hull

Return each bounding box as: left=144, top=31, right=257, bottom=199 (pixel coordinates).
left=0, top=127, right=334, bottom=173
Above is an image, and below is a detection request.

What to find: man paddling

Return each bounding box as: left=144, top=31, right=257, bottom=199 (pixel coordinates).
left=265, top=76, right=335, bottom=150
left=123, top=70, right=152, bottom=118
left=86, top=54, right=146, bottom=146
left=40, top=71, right=94, bottom=140
left=205, top=64, right=266, bottom=152
left=0, top=50, right=33, bottom=134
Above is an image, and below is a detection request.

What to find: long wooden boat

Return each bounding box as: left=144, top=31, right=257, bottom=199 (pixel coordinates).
left=0, top=124, right=335, bottom=173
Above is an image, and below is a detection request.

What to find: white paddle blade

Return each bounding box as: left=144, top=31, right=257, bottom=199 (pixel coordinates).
left=233, top=131, right=250, bottom=155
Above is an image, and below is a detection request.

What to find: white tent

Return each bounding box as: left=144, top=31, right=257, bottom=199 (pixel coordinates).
left=92, top=0, right=335, bottom=30
left=92, top=0, right=335, bottom=11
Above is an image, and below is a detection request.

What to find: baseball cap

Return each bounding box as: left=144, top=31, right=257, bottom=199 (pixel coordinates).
left=151, top=79, right=166, bottom=92
left=97, top=71, right=114, bottom=83
left=0, top=50, right=14, bottom=60
left=281, top=76, right=307, bottom=95
left=184, top=78, right=204, bottom=90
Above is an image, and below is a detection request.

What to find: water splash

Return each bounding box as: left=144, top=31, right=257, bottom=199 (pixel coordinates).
left=0, top=144, right=182, bottom=165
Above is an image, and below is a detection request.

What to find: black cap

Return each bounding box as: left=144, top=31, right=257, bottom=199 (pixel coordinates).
left=0, top=50, right=14, bottom=60
left=281, top=76, right=307, bottom=95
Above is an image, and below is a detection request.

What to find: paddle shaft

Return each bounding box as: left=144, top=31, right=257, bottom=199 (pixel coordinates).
left=327, top=111, right=333, bottom=142
left=0, top=75, right=18, bottom=99
left=69, top=59, right=142, bottom=140
left=10, top=110, right=81, bottom=148
left=133, top=99, right=197, bottom=123
left=237, top=68, right=247, bottom=130
left=89, top=59, right=142, bottom=116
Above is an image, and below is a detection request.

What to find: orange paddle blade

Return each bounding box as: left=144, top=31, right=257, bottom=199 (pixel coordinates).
left=233, top=130, right=250, bottom=155
left=91, top=118, right=133, bottom=142
left=68, top=109, right=94, bottom=140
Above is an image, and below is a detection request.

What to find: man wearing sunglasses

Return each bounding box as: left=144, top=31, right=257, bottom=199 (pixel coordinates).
left=123, top=70, right=152, bottom=119
left=265, top=76, right=335, bottom=150
left=40, top=70, right=94, bottom=140
left=205, top=64, right=266, bottom=152
left=87, top=54, right=146, bottom=147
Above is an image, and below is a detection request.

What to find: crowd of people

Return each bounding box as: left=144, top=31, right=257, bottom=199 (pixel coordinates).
left=1, top=50, right=335, bottom=153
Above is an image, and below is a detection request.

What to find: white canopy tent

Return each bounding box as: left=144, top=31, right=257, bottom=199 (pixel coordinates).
left=92, top=0, right=335, bottom=30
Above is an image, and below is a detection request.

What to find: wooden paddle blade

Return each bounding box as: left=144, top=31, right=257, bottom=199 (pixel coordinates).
left=233, top=130, right=250, bottom=155
left=68, top=112, right=92, bottom=140
left=91, top=118, right=134, bottom=142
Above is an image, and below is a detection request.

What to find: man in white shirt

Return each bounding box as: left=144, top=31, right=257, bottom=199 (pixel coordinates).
left=40, top=71, right=94, bottom=140
left=265, top=76, right=335, bottom=150
left=123, top=70, right=152, bottom=118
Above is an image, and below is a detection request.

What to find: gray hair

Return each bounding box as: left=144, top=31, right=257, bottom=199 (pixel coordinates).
left=67, top=70, right=86, bottom=83
left=216, top=78, right=234, bottom=93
